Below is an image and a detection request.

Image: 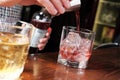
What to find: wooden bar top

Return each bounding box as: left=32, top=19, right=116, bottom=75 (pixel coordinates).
left=20, top=47, right=120, bottom=80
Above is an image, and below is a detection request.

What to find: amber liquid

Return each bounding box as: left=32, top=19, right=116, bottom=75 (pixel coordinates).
left=0, top=32, right=29, bottom=80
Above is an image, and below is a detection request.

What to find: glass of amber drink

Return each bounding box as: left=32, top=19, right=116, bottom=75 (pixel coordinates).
left=0, top=22, right=32, bottom=80
left=57, top=26, right=95, bottom=69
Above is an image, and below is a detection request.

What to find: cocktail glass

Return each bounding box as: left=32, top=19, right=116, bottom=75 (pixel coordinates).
left=57, top=26, right=95, bottom=69
left=0, top=22, right=32, bottom=80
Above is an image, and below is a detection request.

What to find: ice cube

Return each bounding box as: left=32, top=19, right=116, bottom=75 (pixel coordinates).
left=2, top=46, right=9, bottom=51
left=12, top=34, right=29, bottom=44
left=81, top=38, right=91, bottom=52
left=60, top=31, right=93, bottom=63
left=63, top=32, right=82, bottom=47
left=0, top=32, right=14, bottom=43
left=60, top=32, right=82, bottom=61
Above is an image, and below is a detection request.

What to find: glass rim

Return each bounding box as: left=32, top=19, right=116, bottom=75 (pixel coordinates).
left=63, top=26, right=95, bottom=35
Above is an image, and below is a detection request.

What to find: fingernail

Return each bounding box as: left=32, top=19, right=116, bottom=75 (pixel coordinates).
left=51, top=9, right=58, bottom=15
left=66, top=0, right=71, bottom=8
left=59, top=8, right=65, bottom=14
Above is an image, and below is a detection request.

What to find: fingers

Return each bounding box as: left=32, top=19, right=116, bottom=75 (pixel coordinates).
left=20, top=0, right=70, bottom=15
left=38, top=27, right=52, bottom=50
left=36, top=0, right=57, bottom=15
left=47, top=27, right=52, bottom=35
left=36, top=0, right=71, bottom=15
left=38, top=38, right=48, bottom=50
left=50, top=0, right=65, bottom=14
left=38, top=34, right=50, bottom=50
left=61, top=0, right=71, bottom=9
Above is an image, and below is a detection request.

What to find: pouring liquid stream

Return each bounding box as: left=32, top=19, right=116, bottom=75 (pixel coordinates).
left=76, top=11, right=80, bottom=31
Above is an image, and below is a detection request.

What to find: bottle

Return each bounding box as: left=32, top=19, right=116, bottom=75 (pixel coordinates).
left=29, top=9, right=51, bottom=54
left=29, top=0, right=81, bottom=54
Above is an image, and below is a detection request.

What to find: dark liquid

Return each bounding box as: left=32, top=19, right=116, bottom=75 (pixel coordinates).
left=29, top=19, right=50, bottom=54
left=29, top=47, right=39, bottom=54
left=31, top=19, right=50, bottom=30
left=76, top=11, right=80, bottom=31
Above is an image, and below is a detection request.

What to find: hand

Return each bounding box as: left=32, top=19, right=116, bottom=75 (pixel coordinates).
left=0, top=0, right=22, bottom=6
left=35, top=0, right=71, bottom=15
left=0, top=0, right=71, bottom=15
left=37, top=27, right=52, bottom=50
left=19, top=0, right=71, bottom=15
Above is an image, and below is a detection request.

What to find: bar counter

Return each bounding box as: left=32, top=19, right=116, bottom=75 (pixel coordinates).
left=20, top=47, right=120, bottom=80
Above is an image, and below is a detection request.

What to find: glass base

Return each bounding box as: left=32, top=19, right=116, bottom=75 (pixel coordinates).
left=0, top=67, right=23, bottom=80
left=57, top=55, right=87, bottom=69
